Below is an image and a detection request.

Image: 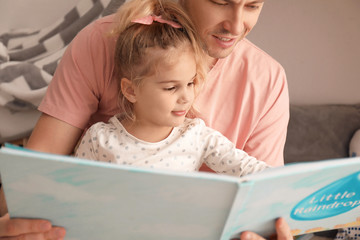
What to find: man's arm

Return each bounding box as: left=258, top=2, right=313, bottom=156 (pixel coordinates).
left=0, top=186, right=7, bottom=217
left=26, top=113, right=83, bottom=155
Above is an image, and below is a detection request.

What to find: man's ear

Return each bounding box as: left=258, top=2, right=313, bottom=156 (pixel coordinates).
left=121, top=78, right=137, bottom=103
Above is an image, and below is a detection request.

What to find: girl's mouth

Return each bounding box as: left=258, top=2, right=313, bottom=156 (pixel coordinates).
left=172, top=110, right=187, bottom=116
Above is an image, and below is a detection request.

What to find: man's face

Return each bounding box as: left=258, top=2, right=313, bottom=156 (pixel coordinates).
left=180, top=0, right=264, bottom=60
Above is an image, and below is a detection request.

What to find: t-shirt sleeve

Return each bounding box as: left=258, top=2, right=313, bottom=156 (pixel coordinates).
left=243, top=67, right=289, bottom=167
left=39, top=21, right=114, bottom=129
left=198, top=122, right=269, bottom=177
left=75, top=120, right=117, bottom=163
left=75, top=125, right=99, bottom=161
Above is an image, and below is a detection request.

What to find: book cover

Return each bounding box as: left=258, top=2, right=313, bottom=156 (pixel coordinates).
left=222, top=160, right=360, bottom=238
left=0, top=145, right=359, bottom=240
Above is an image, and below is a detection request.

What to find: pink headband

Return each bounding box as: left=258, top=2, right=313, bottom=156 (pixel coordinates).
left=131, top=15, right=182, bottom=29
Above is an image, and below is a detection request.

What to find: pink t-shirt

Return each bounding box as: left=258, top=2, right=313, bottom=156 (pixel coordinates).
left=39, top=14, right=289, bottom=167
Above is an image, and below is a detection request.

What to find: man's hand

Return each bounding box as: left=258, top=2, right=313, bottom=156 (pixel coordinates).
left=0, top=213, right=66, bottom=239
left=240, top=218, right=293, bottom=240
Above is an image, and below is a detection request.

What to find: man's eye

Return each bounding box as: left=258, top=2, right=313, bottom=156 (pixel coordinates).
left=246, top=4, right=261, bottom=10
left=210, top=0, right=228, bottom=6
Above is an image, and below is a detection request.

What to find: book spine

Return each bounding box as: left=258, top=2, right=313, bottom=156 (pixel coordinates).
left=220, top=181, right=255, bottom=240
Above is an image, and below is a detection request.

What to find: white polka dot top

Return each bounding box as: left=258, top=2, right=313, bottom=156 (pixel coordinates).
left=75, top=116, right=268, bottom=177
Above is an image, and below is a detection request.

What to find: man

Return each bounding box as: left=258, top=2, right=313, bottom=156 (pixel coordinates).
left=0, top=0, right=290, bottom=239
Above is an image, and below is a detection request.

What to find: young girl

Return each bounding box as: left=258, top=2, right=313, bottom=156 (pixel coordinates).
left=75, top=0, right=269, bottom=177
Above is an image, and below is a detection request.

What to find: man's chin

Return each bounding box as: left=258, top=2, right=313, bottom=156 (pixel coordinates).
left=204, top=36, right=243, bottom=59
left=207, top=48, right=235, bottom=59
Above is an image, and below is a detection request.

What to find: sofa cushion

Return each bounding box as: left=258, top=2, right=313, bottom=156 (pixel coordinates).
left=284, top=104, right=360, bottom=163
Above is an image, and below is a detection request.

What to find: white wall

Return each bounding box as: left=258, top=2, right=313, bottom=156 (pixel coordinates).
left=247, top=0, right=360, bottom=105
left=1, top=0, right=359, bottom=105
left=0, top=0, right=80, bottom=34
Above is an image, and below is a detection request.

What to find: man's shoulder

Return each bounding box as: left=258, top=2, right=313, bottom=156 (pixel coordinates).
left=230, top=38, right=284, bottom=70
left=88, top=14, right=116, bottom=32
left=93, top=14, right=116, bottom=26
left=71, top=14, right=117, bottom=56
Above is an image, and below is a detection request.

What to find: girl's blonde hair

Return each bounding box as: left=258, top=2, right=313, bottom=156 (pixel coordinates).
left=110, top=0, right=207, bottom=121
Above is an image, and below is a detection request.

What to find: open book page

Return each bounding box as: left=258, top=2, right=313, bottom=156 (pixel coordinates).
left=0, top=146, right=240, bottom=240
left=0, top=145, right=360, bottom=239
left=223, top=158, right=360, bottom=238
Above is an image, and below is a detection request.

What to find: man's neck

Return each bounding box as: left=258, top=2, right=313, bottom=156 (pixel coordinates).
left=206, top=55, right=218, bottom=71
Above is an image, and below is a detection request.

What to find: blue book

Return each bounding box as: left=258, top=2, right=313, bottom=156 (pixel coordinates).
left=0, top=144, right=359, bottom=240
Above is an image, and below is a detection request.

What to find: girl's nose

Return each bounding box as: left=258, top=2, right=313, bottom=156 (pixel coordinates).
left=178, top=89, right=192, bottom=104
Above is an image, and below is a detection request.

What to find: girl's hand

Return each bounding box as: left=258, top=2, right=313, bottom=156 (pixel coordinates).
left=0, top=213, right=66, bottom=239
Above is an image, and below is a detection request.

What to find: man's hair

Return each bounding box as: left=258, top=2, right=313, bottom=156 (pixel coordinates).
left=110, top=0, right=207, bottom=121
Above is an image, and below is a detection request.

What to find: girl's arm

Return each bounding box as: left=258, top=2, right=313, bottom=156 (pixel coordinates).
left=200, top=125, right=269, bottom=177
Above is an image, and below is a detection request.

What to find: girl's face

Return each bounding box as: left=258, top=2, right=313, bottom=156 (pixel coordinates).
left=132, top=47, right=197, bottom=130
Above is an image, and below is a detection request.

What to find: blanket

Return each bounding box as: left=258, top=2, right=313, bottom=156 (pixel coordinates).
left=0, top=0, right=125, bottom=142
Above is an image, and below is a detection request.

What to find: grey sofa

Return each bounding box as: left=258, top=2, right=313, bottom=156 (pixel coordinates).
left=284, top=104, right=360, bottom=164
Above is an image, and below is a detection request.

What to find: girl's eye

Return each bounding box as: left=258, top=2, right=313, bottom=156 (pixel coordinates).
left=187, top=82, right=195, bottom=87
left=164, top=87, right=176, bottom=91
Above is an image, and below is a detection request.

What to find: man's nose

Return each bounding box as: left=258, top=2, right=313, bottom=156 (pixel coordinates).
left=223, top=8, right=245, bottom=36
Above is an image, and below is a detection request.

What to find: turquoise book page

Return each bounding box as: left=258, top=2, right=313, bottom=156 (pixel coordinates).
left=2, top=146, right=359, bottom=239
left=0, top=146, right=240, bottom=240
left=222, top=157, right=360, bottom=238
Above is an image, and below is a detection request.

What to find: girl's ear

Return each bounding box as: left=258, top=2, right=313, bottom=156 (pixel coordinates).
left=121, top=78, right=137, bottom=103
